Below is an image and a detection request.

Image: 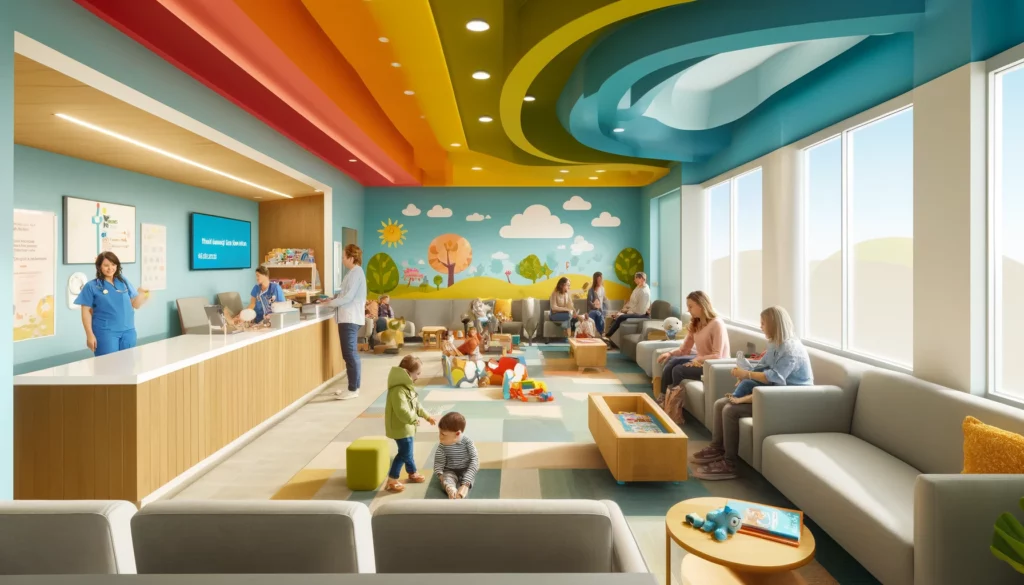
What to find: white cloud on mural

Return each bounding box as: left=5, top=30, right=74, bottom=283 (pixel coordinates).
left=592, top=211, right=621, bottom=227
left=491, top=251, right=510, bottom=260
left=401, top=204, right=421, bottom=216
left=557, top=245, right=566, bottom=250
left=570, top=236, right=595, bottom=255
left=563, top=195, right=592, bottom=211
left=418, top=259, right=425, bottom=265
left=466, top=213, right=486, bottom=222
left=499, top=204, right=573, bottom=239
left=485, top=215, right=492, bottom=219
left=427, top=205, right=453, bottom=218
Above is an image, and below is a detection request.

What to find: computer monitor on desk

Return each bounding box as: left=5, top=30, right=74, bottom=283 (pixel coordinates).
left=205, top=305, right=243, bottom=334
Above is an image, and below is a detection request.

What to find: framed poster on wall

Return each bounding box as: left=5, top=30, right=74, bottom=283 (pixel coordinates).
left=141, top=223, right=167, bottom=291
left=63, top=195, right=137, bottom=264
left=13, top=209, right=57, bottom=341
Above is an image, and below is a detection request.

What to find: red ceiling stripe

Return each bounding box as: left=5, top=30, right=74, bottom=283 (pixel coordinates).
left=75, top=0, right=405, bottom=187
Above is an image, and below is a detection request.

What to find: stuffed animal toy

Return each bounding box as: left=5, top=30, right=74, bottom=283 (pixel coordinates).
left=685, top=506, right=742, bottom=542
left=574, top=314, right=598, bottom=339
left=377, top=317, right=406, bottom=348
left=457, top=328, right=482, bottom=357
left=662, top=317, right=684, bottom=340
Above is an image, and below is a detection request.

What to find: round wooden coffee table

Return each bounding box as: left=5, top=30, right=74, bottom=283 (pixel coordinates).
left=665, top=497, right=816, bottom=585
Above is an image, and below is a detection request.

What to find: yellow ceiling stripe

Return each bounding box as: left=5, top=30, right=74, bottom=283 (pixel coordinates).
left=434, top=150, right=669, bottom=187
left=500, top=0, right=695, bottom=164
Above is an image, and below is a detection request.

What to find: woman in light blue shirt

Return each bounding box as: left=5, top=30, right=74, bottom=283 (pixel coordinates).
left=246, top=266, right=285, bottom=324
left=327, top=244, right=367, bottom=400
left=690, top=306, right=812, bottom=481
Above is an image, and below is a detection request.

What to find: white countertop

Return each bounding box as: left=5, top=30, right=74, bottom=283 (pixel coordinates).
left=14, top=314, right=335, bottom=386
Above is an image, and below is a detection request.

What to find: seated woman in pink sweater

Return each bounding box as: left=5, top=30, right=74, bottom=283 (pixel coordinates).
left=656, top=291, right=730, bottom=400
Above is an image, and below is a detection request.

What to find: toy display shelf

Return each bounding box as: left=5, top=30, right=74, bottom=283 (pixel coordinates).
left=263, top=262, right=320, bottom=300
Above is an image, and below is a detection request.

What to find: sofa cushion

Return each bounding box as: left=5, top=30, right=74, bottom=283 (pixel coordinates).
left=738, top=417, right=753, bottom=465
left=807, top=348, right=864, bottom=393
left=683, top=380, right=705, bottom=425
left=637, top=341, right=679, bottom=376
left=852, top=369, right=1024, bottom=474
left=726, top=325, right=768, bottom=356
left=621, top=333, right=642, bottom=360
left=762, top=432, right=918, bottom=585
left=962, top=416, right=1024, bottom=474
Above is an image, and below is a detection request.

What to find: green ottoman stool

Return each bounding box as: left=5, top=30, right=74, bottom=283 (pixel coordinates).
left=347, top=436, right=391, bottom=491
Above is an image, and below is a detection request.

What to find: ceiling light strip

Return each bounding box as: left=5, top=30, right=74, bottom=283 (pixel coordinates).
left=55, top=113, right=293, bottom=199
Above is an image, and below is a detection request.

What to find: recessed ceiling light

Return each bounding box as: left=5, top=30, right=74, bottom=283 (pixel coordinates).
left=450, top=143, right=462, bottom=148
left=472, top=71, right=491, bottom=80
left=54, top=113, right=293, bottom=198
left=466, top=20, right=489, bottom=32
left=404, top=90, right=415, bottom=95
left=349, top=159, right=357, bottom=162
left=596, top=169, right=606, bottom=173
left=523, top=95, right=536, bottom=102
left=613, top=127, right=625, bottom=133
left=559, top=169, right=569, bottom=174
left=391, top=62, right=401, bottom=68
left=254, top=196, right=262, bottom=199
left=554, top=178, right=564, bottom=183
left=479, top=116, right=493, bottom=123
left=589, top=176, right=598, bottom=180
left=471, top=166, right=483, bottom=171
left=378, top=37, right=389, bottom=43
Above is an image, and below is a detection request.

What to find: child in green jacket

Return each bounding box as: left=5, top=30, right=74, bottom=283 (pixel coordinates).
left=385, top=355, right=435, bottom=493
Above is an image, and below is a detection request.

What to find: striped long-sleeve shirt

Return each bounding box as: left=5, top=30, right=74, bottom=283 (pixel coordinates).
left=433, top=436, right=480, bottom=486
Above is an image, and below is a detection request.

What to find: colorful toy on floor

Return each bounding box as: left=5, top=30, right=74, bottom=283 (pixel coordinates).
left=685, top=505, right=742, bottom=542
left=487, top=355, right=527, bottom=385
left=442, top=355, right=487, bottom=388
left=504, top=375, right=553, bottom=402
left=457, top=328, right=482, bottom=358
left=376, top=317, right=406, bottom=348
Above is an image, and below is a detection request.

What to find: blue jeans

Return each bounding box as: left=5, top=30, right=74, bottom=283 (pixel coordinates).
left=731, top=378, right=760, bottom=399
left=549, top=311, right=575, bottom=334
left=660, top=355, right=694, bottom=394
left=338, top=323, right=361, bottom=391
left=605, top=313, right=647, bottom=339
left=94, top=328, right=137, bottom=357
left=389, top=436, right=416, bottom=479
left=588, top=310, right=605, bottom=334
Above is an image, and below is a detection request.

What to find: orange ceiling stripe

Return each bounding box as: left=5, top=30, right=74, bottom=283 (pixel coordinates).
left=156, top=0, right=420, bottom=184
left=298, top=0, right=451, bottom=185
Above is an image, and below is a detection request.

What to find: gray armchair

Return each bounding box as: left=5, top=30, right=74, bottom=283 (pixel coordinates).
left=612, top=300, right=677, bottom=359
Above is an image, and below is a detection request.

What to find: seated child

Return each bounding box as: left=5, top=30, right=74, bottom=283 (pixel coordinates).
left=433, top=412, right=479, bottom=499
left=384, top=355, right=436, bottom=493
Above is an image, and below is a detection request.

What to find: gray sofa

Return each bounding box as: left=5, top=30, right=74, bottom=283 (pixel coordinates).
left=758, top=368, right=1024, bottom=585
left=371, top=499, right=646, bottom=574
left=609, top=300, right=677, bottom=359
left=387, top=298, right=538, bottom=342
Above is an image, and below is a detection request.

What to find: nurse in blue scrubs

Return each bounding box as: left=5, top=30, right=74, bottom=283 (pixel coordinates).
left=245, top=266, right=285, bottom=324
left=77, top=252, right=150, bottom=356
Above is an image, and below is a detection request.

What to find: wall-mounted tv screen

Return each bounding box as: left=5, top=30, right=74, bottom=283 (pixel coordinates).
left=190, top=213, right=252, bottom=270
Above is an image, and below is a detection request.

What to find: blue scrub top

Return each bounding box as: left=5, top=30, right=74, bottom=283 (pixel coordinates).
left=250, top=282, right=285, bottom=323
left=75, top=277, right=139, bottom=332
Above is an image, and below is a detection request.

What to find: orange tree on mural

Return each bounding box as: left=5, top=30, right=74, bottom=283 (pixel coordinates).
left=428, top=233, right=473, bottom=287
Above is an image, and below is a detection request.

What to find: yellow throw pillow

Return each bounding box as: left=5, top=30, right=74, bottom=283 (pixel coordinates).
left=493, top=298, right=513, bottom=319
left=962, top=416, right=1024, bottom=474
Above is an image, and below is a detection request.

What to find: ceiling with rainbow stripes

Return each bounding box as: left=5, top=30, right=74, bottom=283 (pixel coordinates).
left=74, top=0, right=926, bottom=188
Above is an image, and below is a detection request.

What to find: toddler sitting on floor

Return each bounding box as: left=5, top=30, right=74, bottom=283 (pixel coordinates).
left=433, top=412, right=479, bottom=499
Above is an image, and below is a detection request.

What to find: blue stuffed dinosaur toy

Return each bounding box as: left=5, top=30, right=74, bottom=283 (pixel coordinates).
left=685, top=505, right=743, bottom=542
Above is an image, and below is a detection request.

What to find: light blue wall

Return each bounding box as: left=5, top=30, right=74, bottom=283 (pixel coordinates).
left=12, top=146, right=259, bottom=374
left=364, top=187, right=643, bottom=291
left=0, top=0, right=365, bottom=498
left=0, top=3, right=14, bottom=499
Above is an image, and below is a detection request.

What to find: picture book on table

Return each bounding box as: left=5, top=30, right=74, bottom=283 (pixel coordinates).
left=725, top=500, right=803, bottom=546
left=616, top=412, right=668, bottom=434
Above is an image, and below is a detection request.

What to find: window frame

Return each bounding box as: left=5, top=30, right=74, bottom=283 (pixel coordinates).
left=986, top=44, right=1024, bottom=407
left=795, top=95, right=915, bottom=372
left=703, top=166, right=763, bottom=326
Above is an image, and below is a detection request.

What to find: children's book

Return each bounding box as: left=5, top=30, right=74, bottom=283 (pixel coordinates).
left=616, top=412, right=668, bottom=434
left=725, top=500, right=803, bottom=546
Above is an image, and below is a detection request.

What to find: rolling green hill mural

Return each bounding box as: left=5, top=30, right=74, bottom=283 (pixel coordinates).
left=362, top=188, right=643, bottom=301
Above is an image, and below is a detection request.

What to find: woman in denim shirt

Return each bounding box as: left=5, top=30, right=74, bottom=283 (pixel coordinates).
left=690, top=305, right=812, bottom=480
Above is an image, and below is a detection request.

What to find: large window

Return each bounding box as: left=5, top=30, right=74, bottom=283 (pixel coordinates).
left=992, top=60, right=1024, bottom=400
left=802, top=107, right=914, bottom=366
left=706, top=168, right=762, bottom=324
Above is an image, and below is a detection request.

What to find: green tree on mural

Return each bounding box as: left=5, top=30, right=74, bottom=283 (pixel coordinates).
left=517, top=254, right=544, bottom=283
left=542, top=263, right=553, bottom=280
left=366, top=253, right=400, bottom=294
left=419, top=282, right=430, bottom=290
left=433, top=275, right=444, bottom=290
left=614, top=248, right=645, bottom=288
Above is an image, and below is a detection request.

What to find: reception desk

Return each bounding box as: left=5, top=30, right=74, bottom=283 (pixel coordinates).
left=13, top=314, right=343, bottom=504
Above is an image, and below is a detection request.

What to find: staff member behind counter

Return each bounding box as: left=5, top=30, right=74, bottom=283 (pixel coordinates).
left=76, top=252, right=150, bottom=357
left=244, top=266, right=285, bottom=324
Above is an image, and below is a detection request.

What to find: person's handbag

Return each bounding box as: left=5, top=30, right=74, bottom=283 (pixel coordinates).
left=664, top=385, right=686, bottom=425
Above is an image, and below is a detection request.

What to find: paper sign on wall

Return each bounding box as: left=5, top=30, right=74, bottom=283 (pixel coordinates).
left=141, top=223, right=167, bottom=291
left=13, top=209, right=56, bottom=341
left=63, top=195, right=137, bottom=264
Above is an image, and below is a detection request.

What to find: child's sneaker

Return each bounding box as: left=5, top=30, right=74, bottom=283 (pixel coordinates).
left=692, top=459, right=738, bottom=481
left=385, top=480, right=405, bottom=493
left=689, top=446, right=725, bottom=464
left=407, top=473, right=426, bottom=484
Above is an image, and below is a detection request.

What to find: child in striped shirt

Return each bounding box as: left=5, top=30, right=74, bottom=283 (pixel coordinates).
left=433, top=412, right=479, bottom=499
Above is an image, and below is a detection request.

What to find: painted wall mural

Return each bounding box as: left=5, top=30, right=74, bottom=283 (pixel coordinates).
left=363, top=187, right=644, bottom=301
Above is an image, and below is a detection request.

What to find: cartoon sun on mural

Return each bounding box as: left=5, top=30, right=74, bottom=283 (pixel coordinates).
left=378, top=218, right=407, bottom=248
